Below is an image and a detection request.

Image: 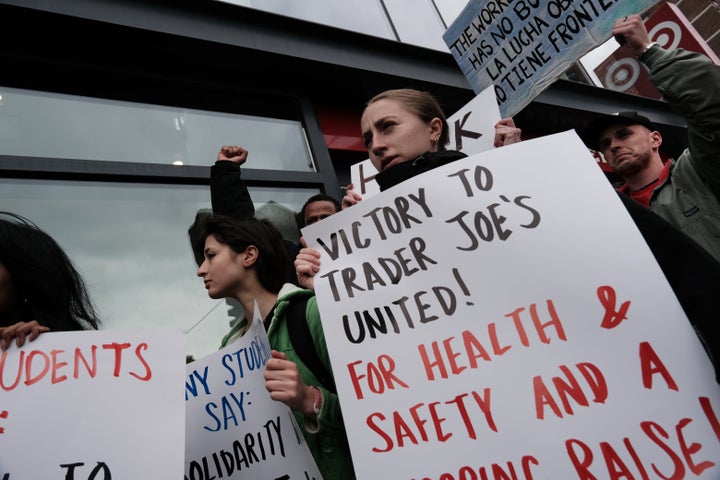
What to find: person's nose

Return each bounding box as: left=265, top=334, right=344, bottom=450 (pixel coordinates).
left=197, top=261, right=208, bottom=277
left=370, top=135, right=387, bottom=157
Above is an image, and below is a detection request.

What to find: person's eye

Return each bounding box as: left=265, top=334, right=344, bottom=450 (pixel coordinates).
left=618, top=129, right=632, bottom=139
left=382, top=121, right=395, bottom=131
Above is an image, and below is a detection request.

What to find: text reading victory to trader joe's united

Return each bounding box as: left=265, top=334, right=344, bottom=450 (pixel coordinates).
left=302, top=131, right=720, bottom=480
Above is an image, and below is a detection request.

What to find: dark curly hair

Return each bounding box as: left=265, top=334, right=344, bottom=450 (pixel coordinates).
left=299, top=194, right=341, bottom=227
left=199, top=215, right=290, bottom=293
left=0, top=212, right=100, bottom=330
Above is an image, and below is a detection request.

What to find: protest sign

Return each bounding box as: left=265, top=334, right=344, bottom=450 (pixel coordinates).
left=0, top=328, right=186, bottom=479
left=350, top=158, right=381, bottom=199
left=185, top=312, right=322, bottom=480
left=350, top=86, right=501, bottom=200
left=302, top=131, right=720, bottom=479
left=443, top=0, right=661, bottom=117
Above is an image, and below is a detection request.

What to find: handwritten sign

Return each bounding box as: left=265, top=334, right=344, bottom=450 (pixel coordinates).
left=350, top=86, right=501, bottom=199
left=443, top=0, right=660, bottom=117
left=302, top=131, right=720, bottom=479
left=350, top=159, right=381, bottom=199
left=0, top=328, right=186, bottom=479
left=185, top=314, right=322, bottom=480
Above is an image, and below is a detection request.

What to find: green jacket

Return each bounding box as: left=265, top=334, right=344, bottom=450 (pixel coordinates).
left=221, top=283, right=356, bottom=480
left=641, top=45, right=720, bottom=262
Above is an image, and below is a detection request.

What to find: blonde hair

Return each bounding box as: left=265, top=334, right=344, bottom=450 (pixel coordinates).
left=367, top=88, right=450, bottom=150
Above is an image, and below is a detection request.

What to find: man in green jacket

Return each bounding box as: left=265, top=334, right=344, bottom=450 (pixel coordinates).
left=581, top=14, right=720, bottom=262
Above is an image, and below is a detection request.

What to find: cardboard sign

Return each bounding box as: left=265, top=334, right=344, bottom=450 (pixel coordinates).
left=444, top=0, right=661, bottom=117
left=185, top=314, right=323, bottom=480
left=350, top=86, right=501, bottom=200
left=302, top=131, right=720, bottom=479
left=0, top=328, right=186, bottom=479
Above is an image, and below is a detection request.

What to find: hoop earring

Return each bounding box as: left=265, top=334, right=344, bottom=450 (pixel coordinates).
left=430, top=137, right=438, bottom=147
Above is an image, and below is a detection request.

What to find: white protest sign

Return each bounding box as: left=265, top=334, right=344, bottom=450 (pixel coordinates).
left=443, top=0, right=661, bottom=117
left=302, top=131, right=720, bottom=479
left=446, top=86, right=502, bottom=154
left=185, top=314, right=322, bottom=480
left=0, top=328, right=186, bottom=479
left=350, top=86, right=501, bottom=199
left=350, top=159, right=381, bottom=198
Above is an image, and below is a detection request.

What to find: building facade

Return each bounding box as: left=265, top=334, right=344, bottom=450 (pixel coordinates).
left=0, top=0, right=715, bottom=358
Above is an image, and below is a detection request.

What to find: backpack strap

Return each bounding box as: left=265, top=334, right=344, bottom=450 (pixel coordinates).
left=285, top=296, right=336, bottom=394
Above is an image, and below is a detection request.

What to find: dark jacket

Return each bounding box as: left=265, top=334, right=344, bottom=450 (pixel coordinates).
left=639, top=45, right=720, bottom=262
left=210, top=160, right=256, bottom=216
left=376, top=150, right=468, bottom=191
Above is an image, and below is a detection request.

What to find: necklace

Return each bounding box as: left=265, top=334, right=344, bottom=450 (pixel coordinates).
left=631, top=178, right=659, bottom=192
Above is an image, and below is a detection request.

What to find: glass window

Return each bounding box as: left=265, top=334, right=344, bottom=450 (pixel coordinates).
left=384, top=0, right=449, bottom=51
left=219, top=0, right=395, bottom=40
left=0, top=178, right=319, bottom=360
left=434, top=0, right=471, bottom=27
left=0, top=86, right=314, bottom=171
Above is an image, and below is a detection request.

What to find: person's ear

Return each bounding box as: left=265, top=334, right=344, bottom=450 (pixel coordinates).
left=242, top=245, right=259, bottom=267
left=650, top=130, right=662, bottom=149
left=429, top=117, right=443, bottom=138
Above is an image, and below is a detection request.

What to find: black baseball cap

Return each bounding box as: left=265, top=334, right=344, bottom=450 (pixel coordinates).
left=580, top=111, right=658, bottom=149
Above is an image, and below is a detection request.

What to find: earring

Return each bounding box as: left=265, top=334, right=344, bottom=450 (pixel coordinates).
left=430, top=136, right=438, bottom=147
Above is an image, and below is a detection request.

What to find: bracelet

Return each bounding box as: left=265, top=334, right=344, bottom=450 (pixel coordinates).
left=640, top=41, right=657, bottom=56
left=310, top=386, right=322, bottom=415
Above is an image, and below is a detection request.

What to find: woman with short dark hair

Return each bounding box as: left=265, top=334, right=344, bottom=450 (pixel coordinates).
left=196, top=214, right=356, bottom=480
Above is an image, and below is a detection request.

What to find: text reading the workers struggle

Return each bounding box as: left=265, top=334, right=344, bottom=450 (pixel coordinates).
left=302, top=132, right=720, bottom=478
left=443, top=0, right=660, bottom=117
left=447, top=0, right=619, bottom=110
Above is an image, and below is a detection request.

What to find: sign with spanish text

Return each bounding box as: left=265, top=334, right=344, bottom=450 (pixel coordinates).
left=185, top=313, right=323, bottom=480
left=350, top=86, right=501, bottom=199
left=302, top=130, right=720, bottom=479
left=443, top=0, right=661, bottom=117
left=0, top=328, right=186, bottom=479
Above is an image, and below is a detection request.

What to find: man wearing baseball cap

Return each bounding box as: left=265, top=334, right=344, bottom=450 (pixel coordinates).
left=580, top=14, right=720, bottom=263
